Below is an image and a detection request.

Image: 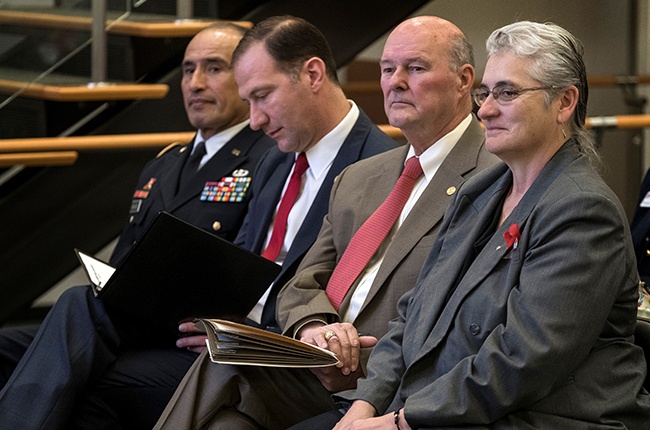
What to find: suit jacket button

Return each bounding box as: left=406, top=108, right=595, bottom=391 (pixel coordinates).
left=129, top=215, right=135, bottom=223
left=469, top=323, right=480, bottom=335
left=212, top=221, right=221, bottom=231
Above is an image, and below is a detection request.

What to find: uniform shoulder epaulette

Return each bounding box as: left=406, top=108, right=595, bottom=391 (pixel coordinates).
left=156, top=142, right=185, bottom=158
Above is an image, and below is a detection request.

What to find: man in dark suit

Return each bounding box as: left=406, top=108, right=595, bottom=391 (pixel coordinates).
left=153, top=16, right=499, bottom=430
left=0, top=17, right=397, bottom=430
left=0, top=22, right=276, bottom=428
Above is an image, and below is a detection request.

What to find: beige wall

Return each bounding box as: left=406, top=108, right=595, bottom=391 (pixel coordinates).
left=357, top=0, right=648, bottom=219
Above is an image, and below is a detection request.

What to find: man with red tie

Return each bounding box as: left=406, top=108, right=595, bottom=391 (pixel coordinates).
left=154, top=15, right=499, bottom=430
left=174, top=15, right=398, bottom=344
left=0, top=17, right=395, bottom=430
left=81, top=14, right=395, bottom=429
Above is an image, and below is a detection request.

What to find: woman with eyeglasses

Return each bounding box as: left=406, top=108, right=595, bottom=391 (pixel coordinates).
left=291, top=21, right=650, bottom=430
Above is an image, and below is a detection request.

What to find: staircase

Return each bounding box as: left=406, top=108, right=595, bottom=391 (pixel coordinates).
left=0, top=0, right=430, bottom=325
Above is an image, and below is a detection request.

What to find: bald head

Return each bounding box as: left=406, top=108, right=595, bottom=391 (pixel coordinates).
left=380, top=16, right=475, bottom=153
left=388, top=16, right=474, bottom=73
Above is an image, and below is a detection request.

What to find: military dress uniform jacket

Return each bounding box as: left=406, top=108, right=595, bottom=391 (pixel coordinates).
left=0, top=126, right=276, bottom=430
left=109, top=126, right=275, bottom=266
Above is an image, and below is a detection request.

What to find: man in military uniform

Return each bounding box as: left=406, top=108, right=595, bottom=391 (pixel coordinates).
left=110, top=22, right=275, bottom=266
left=0, top=22, right=275, bottom=428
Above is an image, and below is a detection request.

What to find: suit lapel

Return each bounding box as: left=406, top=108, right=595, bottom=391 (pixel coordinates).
left=258, top=115, right=374, bottom=326
left=406, top=170, right=512, bottom=360
left=249, top=154, right=295, bottom=254
left=356, top=118, right=487, bottom=313
left=411, top=142, right=581, bottom=363
left=282, top=113, right=371, bottom=271
left=348, top=148, right=405, bottom=232
left=158, top=142, right=192, bottom=208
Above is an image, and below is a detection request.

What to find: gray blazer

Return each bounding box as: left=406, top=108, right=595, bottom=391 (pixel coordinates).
left=342, top=142, right=650, bottom=429
left=277, top=116, right=499, bottom=370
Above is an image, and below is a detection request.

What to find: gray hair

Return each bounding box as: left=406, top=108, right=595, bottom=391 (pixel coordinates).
left=448, top=31, right=475, bottom=72
left=486, top=21, right=598, bottom=164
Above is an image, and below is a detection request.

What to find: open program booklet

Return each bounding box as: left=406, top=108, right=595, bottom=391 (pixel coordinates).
left=195, top=319, right=340, bottom=368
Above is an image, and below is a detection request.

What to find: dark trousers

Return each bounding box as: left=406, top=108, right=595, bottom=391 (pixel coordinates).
left=0, top=286, right=197, bottom=430
left=69, top=349, right=197, bottom=430
left=0, top=324, right=40, bottom=389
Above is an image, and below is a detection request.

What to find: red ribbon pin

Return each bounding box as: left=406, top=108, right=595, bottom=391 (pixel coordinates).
left=504, top=223, right=520, bottom=250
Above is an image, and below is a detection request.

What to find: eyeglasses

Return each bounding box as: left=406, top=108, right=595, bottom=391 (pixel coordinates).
left=472, top=85, right=557, bottom=107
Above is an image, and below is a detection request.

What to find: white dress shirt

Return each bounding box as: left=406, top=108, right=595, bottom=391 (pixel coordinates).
left=341, top=113, right=473, bottom=322
left=193, top=120, right=250, bottom=169
left=247, top=102, right=361, bottom=324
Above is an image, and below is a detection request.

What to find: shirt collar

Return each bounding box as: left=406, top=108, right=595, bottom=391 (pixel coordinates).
left=406, top=113, right=472, bottom=181
left=303, top=100, right=360, bottom=180
left=195, top=120, right=250, bottom=158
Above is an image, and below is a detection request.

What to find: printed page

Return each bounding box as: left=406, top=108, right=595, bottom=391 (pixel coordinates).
left=75, top=249, right=116, bottom=292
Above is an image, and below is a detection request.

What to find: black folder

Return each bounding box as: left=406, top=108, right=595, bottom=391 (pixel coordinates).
left=76, top=211, right=281, bottom=338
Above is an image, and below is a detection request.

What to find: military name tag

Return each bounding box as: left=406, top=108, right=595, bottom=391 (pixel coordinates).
left=130, top=199, right=143, bottom=214
left=200, top=177, right=251, bottom=202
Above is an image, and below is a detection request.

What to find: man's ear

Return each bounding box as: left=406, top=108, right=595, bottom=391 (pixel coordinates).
left=557, top=85, right=579, bottom=124
left=303, top=57, right=327, bottom=92
left=458, top=64, right=475, bottom=93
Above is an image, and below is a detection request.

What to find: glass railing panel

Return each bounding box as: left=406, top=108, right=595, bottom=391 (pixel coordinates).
left=0, top=0, right=191, bottom=138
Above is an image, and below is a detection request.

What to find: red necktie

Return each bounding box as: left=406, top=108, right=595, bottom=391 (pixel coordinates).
left=326, top=156, right=423, bottom=310
left=261, top=152, right=309, bottom=262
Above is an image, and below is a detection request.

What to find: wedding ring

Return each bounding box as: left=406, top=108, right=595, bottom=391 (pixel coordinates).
left=324, top=331, right=337, bottom=341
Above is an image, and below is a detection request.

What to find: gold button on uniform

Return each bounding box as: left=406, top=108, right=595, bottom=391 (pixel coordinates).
left=446, top=186, right=457, bottom=196
left=212, top=221, right=221, bottom=231
left=646, top=249, right=650, bottom=256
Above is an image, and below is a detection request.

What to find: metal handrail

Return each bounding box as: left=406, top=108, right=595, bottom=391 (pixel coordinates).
left=3, top=117, right=650, bottom=155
